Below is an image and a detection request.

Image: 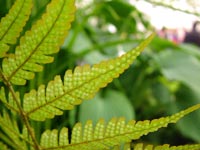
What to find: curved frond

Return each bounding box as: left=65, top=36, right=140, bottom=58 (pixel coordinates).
left=39, top=104, right=200, bottom=150
left=23, top=33, right=155, bottom=121
left=132, top=143, right=200, bottom=150
left=0, top=0, right=32, bottom=58
left=2, top=0, right=76, bottom=85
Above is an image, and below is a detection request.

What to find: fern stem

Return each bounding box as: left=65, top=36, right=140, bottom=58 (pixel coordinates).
left=0, top=69, right=41, bottom=150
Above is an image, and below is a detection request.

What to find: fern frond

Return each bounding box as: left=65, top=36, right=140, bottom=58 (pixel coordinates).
left=23, top=33, right=155, bottom=121
left=132, top=143, right=200, bottom=150
left=0, top=0, right=32, bottom=58
left=0, top=111, right=27, bottom=150
left=39, top=104, right=200, bottom=150
left=0, top=87, right=20, bottom=113
left=2, top=0, right=76, bottom=85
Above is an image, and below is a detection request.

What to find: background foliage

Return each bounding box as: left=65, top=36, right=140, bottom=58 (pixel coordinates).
left=1, top=0, right=200, bottom=146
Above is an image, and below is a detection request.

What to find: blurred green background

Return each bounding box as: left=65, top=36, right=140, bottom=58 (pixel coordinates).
left=1, top=0, right=200, bottom=146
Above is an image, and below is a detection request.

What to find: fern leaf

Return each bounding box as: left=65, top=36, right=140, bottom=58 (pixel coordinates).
left=132, top=143, right=200, bottom=150
left=21, top=126, right=35, bottom=149
left=2, top=0, right=76, bottom=85
left=0, top=0, right=32, bottom=58
left=0, top=111, right=27, bottom=150
left=23, top=33, right=155, bottom=121
left=0, top=87, right=20, bottom=113
left=40, top=104, right=200, bottom=150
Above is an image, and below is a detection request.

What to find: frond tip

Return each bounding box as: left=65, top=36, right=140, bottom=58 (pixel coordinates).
left=40, top=104, right=200, bottom=150
left=23, top=33, right=155, bottom=121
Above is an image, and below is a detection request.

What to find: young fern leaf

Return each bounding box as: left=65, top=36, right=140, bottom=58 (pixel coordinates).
left=23, top=33, right=155, bottom=121
left=40, top=104, right=200, bottom=150
left=0, top=111, right=26, bottom=150
left=0, top=0, right=32, bottom=58
left=2, top=0, right=75, bottom=85
left=0, top=87, right=20, bottom=113
left=133, top=143, right=200, bottom=150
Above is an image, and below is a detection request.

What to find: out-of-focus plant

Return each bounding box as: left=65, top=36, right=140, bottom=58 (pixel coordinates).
left=144, top=0, right=200, bottom=17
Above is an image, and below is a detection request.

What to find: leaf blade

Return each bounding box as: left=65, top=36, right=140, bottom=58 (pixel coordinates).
left=2, top=0, right=76, bottom=85
left=23, top=33, right=155, bottom=121
left=0, top=111, right=27, bottom=150
left=40, top=104, right=200, bottom=150
left=0, top=0, right=32, bottom=58
left=133, top=143, right=200, bottom=150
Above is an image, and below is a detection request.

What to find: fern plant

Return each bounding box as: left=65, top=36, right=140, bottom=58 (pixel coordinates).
left=0, top=0, right=200, bottom=150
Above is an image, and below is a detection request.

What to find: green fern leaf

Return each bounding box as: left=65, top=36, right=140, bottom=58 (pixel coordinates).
left=39, top=104, right=200, bottom=150
left=0, top=111, right=27, bottom=150
left=0, top=87, right=20, bottom=113
left=23, top=33, right=155, bottom=121
left=0, top=0, right=32, bottom=58
left=2, top=0, right=75, bottom=85
left=21, top=126, right=35, bottom=149
left=133, top=143, right=200, bottom=150
left=111, top=143, right=131, bottom=150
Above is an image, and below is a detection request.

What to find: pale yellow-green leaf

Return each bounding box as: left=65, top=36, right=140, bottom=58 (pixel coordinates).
left=40, top=104, right=200, bottom=150
left=0, top=0, right=32, bottom=57
left=132, top=143, right=200, bottom=150
left=0, top=87, right=20, bottom=113
left=2, top=0, right=75, bottom=85
left=0, top=111, right=26, bottom=150
left=23, top=33, right=155, bottom=121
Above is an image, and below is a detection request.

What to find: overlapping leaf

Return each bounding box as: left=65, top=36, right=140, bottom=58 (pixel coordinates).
left=40, top=104, right=200, bottom=150
left=0, top=0, right=32, bottom=58
left=2, top=0, right=75, bottom=85
left=23, top=33, right=155, bottom=121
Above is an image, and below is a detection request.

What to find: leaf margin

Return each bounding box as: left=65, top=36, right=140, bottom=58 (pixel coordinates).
left=23, top=33, right=155, bottom=121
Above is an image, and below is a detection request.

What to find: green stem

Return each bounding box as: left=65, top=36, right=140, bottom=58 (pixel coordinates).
left=145, top=0, right=200, bottom=16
